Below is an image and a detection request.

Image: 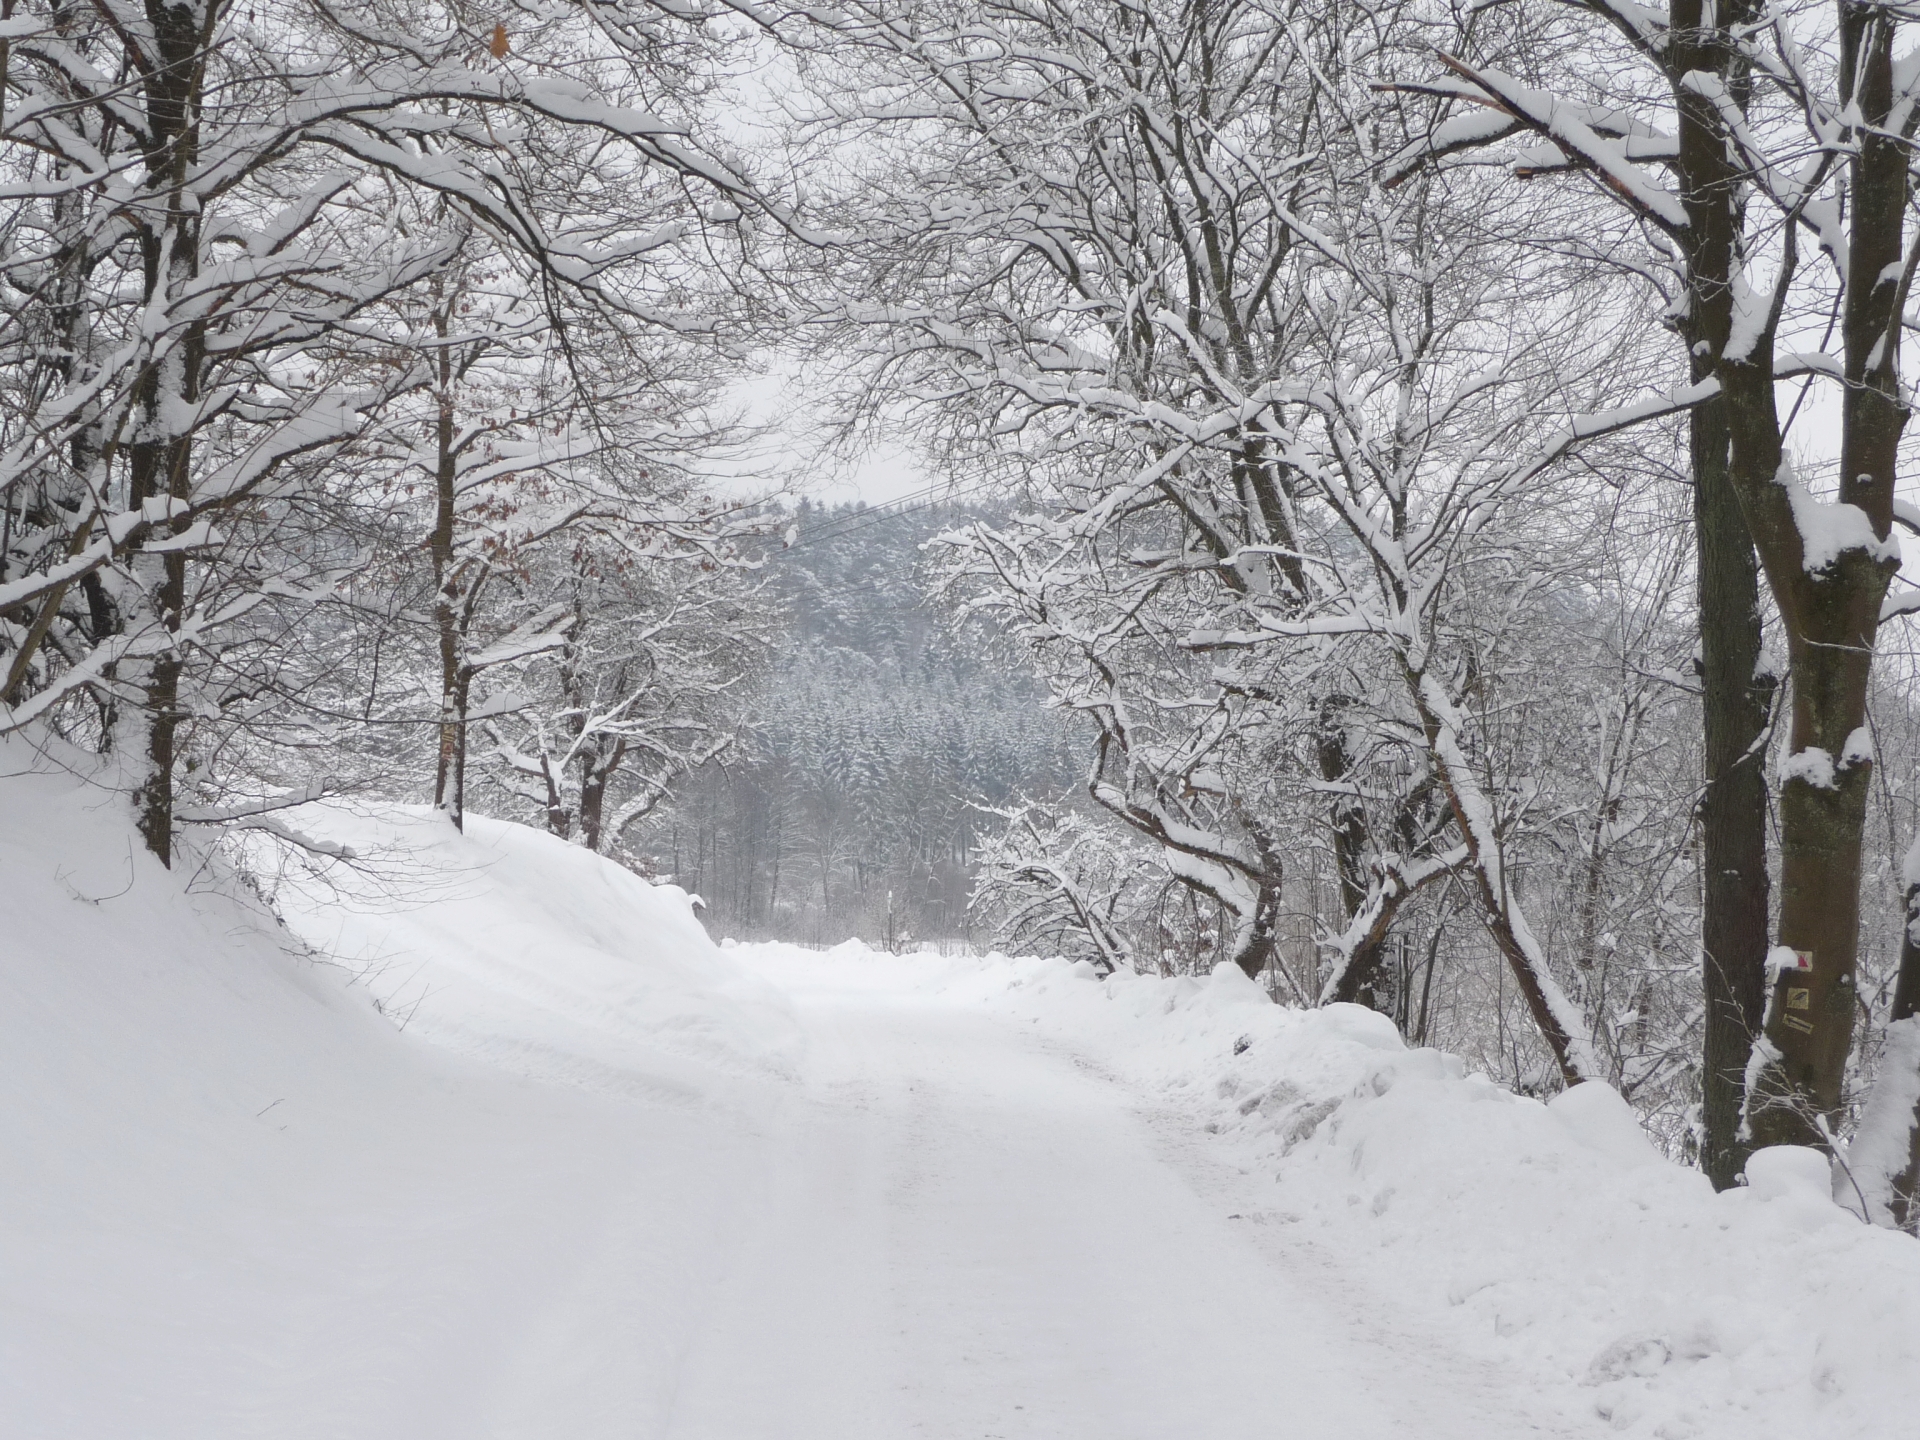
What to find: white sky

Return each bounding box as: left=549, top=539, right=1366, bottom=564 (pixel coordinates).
left=702, top=33, right=938, bottom=509
left=706, top=358, right=932, bottom=508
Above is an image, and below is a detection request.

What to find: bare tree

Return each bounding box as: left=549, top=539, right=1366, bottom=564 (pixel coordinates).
left=483, top=528, right=764, bottom=853
left=0, top=0, right=765, bottom=862
left=1394, top=0, right=1920, bottom=1160
left=795, top=0, right=1706, bottom=1081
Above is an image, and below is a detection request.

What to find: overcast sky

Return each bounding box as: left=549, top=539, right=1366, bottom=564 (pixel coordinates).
left=709, top=356, right=930, bottom=508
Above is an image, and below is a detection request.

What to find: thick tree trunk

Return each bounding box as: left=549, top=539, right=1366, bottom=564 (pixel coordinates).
left=1692, top=397, right=1774, bottom=1190
left=1747, top=688, right=1874, bottom=1146
left=1326, top=901, right=1395, bottom=1007
left=579, top=750, right=620, bottom=853
left=1234, top=821, right=1286, bottom=983
left=1659, top=0, right=1778, bottom=1185
left=1229, top=872, right=1284, bottom=982
left=1726, top=12, right=1906, bottom=1146
left=1718, top=355, right=1879, bottom=1147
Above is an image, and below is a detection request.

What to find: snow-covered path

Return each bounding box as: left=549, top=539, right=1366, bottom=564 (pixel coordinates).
left=668, top=950, right=1567, bottom=1439
left=14, top=788, right=1920, bottom=1440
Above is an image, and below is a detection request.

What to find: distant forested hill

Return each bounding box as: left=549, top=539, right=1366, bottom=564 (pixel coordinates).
left=633, top=500, right=1080, bottom=944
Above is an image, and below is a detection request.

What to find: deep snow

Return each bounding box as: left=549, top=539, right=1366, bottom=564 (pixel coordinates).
left=0, top=762, right=786, bottom=1438
left=254, top=801, right=801, bottom=1097
left=5, top=751, right=1920, bottom=1439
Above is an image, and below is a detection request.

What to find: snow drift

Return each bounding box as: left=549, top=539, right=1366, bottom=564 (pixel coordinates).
left=257, top=801, right=799, bottom=1098
left=10, top=735, right=1920, bottom=1440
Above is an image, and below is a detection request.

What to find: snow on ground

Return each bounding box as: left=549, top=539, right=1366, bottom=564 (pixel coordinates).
left=726, top=942, right=1920, bottom=1440
left=7, top=747, right=1920, bottom=1439
left=0, top=753, right=788, bottom=1439
left=257, top=801, right=800, bottom=1099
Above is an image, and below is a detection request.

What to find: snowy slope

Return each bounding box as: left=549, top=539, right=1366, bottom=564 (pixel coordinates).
left=257, top=802, right=799, bottom=1097
left=0, top=751, right=788, bottom=1440
left=733, top=942, right=1920, bottom=1440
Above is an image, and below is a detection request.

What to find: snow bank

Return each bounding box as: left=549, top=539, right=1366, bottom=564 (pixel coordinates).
left=0, top=754, right=785, bottom=1438
left=259, top=802, right=799, bottom=1096
left=806, top=943, right=1920, bottom=1440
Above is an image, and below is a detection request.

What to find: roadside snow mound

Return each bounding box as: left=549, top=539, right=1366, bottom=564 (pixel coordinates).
left=0, top=752, right=776, bottom=1438
left=808, top=942, right=1920, bottom=1440
left=260, top=802, right=799, bottom=1097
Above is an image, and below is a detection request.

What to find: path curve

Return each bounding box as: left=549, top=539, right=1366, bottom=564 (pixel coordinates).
left=662, top=951, right=1582, bottom=1440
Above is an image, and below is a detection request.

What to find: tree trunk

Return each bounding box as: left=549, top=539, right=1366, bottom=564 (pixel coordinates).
left=1230, top=871, right=1284, bottom=982
left=429, top=300, right=464, bottom=830
left=1657, top=0, right=1779, bottom=1184
left=1317, top=695, right=1387, bottom=1004
left=579, top=745, right=622, bottom=852
left=1726, top=11, right=1907, bottom=1145
left=441, top=668, right=471, bottom=831
left=1413, top=673, right=1602, bottom=1085
left=539, top=751, right=569, bottom=839
left=1692, top=395, right=1775, bottom=1190
left=125, top=0, right=210, bottom=865
left=134, top=571, right=183, bottom=867
left=1326, top=904, right=1394, bottom=1006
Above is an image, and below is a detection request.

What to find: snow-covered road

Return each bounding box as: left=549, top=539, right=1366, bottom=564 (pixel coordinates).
left=14, top=789, right=1920, bottom=1440
left=668, top=949, right=1569, bottom=1439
